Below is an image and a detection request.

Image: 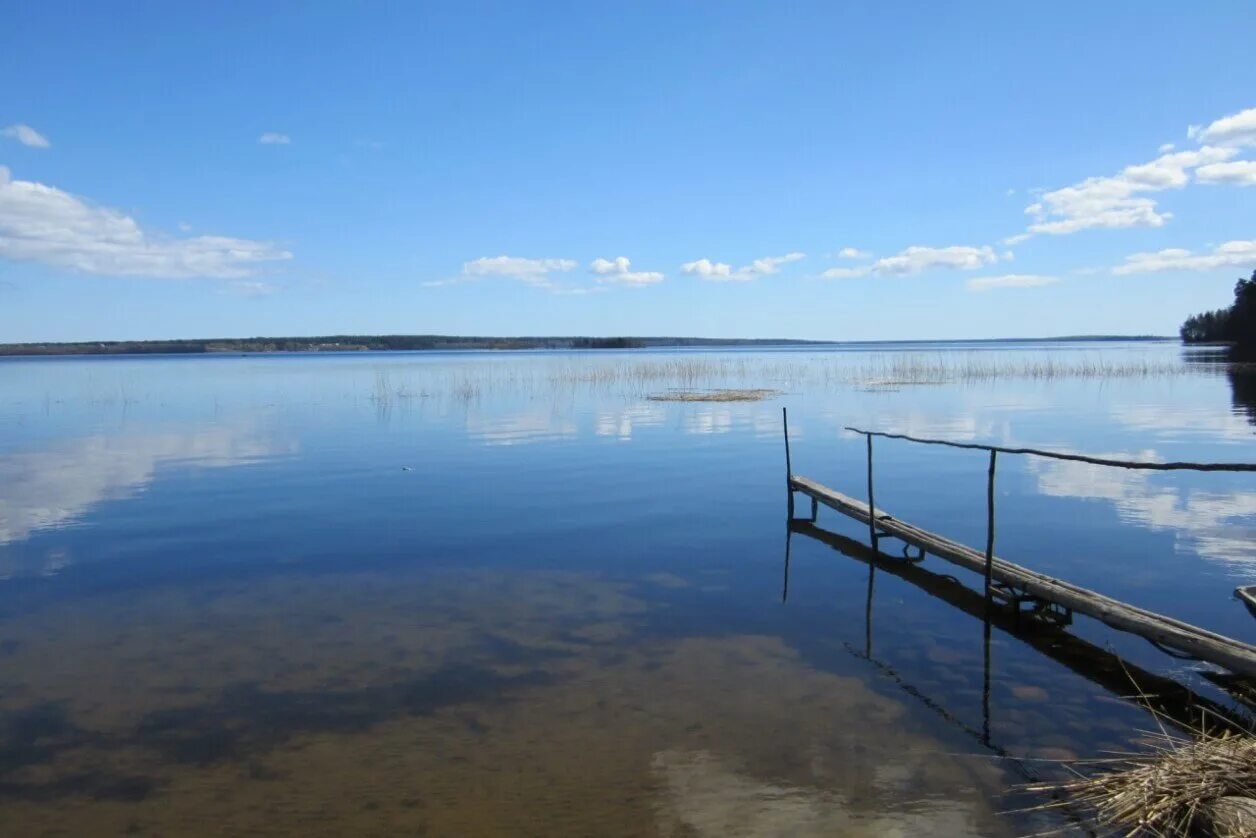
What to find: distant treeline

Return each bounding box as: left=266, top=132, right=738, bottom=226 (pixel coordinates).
left=1181, top=270, right=1256, bottom=357
left=0, top=335, right=826, bottom=357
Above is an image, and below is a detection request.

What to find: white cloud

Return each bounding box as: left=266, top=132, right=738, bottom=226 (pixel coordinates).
left=1022, top=146, right=1237, bottom=236
left=1112, top=239, right=1256, bottom=274
left=1188, top=107, right=1256, bottom=148
left=748, top=252, right=805, bottom=274
left=1, top=124, right=50, bottom=148
left=682, top=252, right=804, bottom=282
left=965, top=274, right=1058, bottom=291
left=589, top=256, right=663, bottom=286
left=821, top=244, right=998, bottom=280
left=837, top=247, right=869, bottom=259
left=258, top=132, right=291, bottom=145
left=1196, top=160, right=1256, bottom=186
left=681, top=258, right=733, bottom=280
left=0, top=165, right=293, bottom=279
left=1121, top=147, right=1238, bottom=187
left=820, top=266, right=871, bottom=279
left=1005, top=107, right=1256, bottom=241
left=461, top=255, right=577, bottom=288
left=871, top=244, right=997, bottom=275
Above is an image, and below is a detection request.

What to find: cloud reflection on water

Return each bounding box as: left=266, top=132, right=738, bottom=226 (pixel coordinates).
left=0, top=424, right=294, bottom=552
left=463, top=408, right=579, bottom=446
left=1027, top=453, right=1256, bottom=571
left=652, top=748, right=990, bottom=837
left=595, top=403, right=666, bottom=439
left=463, top=401, right=784, bottom=444
left=1110, top=403, right=1254, bottom=442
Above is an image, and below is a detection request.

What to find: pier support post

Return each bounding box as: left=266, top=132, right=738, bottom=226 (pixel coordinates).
left=782, top=523, right=792, bottom=603
left=982, top=613, right=992, bottom=747
left=866, top=433, right=879, bottom=555
left=783, top=407, right=794, bottom=519
left=984, top=450, right=997, bottom=608
left=981, top=450, right=996, bottom=745
left=865, top=553, right=876, bottom=658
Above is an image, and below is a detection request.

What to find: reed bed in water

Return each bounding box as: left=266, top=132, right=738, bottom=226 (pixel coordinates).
left=362, top=352, right=1221, bottom=402
left=827, top=353, right=1195, bottom=386
left=554, top=353, right=1194, bottom=385
left=646, top=388, right=781, bottom=402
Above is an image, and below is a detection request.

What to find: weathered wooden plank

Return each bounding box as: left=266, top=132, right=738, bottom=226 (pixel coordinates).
left=1238, top=586, right=1256, bottom=620
left=789, top=474, right=1256, bottom=678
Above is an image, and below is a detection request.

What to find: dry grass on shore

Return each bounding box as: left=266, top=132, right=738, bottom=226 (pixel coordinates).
left=1026, top=727, right=1256, bottom=836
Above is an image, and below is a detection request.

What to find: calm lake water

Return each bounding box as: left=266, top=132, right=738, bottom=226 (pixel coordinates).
left=1, top=341, right=1254, bottom=836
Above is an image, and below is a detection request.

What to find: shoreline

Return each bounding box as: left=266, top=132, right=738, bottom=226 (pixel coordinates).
left=0, top=334, right=1175, bottom=359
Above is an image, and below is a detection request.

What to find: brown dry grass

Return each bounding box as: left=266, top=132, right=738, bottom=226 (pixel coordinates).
left=645, top=388, right=781, bottom=402
left=1026, top=724, right=1256, bottom=835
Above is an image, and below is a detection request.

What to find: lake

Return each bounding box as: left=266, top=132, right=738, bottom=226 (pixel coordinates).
left=1, top=341, right=1253, bottom=836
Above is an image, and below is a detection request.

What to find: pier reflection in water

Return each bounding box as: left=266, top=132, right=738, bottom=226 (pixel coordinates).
left=784, top=519, right=1255, bottom=760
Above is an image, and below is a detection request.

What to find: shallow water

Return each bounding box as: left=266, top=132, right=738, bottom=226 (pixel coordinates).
left=1, top=342, right=1253, bottom=836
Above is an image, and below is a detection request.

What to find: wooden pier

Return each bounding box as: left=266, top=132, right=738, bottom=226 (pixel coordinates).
left=788, top=519, right=1252, bottom=737
left=781, top=409, right=1256, bottom=679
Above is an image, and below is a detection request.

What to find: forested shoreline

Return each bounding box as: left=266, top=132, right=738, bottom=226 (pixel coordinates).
left=1181, top=270, right=1256, bottom=357
left=0, top=335, right=827, bottom=357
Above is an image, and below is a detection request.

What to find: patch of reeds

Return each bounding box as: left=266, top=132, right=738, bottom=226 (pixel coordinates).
left=825, top=353, right=1194, bottom=386
left=1026, top=725, right=1256, bottom=836
left=361, top=350, right=1224, bottom=404
left=545, top=353, right=1198, bottom=391
left=646, top=388, right=781, bottom=402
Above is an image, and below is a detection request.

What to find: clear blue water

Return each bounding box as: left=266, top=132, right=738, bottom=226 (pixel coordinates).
left=0, top=342, right=1252, bottom=835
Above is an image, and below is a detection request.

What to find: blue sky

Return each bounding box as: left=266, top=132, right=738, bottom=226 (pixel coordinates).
left=2, top=1, right=1255, bottom=342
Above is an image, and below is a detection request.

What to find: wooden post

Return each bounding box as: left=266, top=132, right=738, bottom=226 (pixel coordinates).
left=981, top=612, right=992, bottom=747
left=984, top=450, right=997, bottom=606
left=866, top=433, right=878, bottom=555
left=865, top=554, right=876, bottom=658
left=782, top=523, right=792, bottom=603
left=783, top=407, right=794, bottom=518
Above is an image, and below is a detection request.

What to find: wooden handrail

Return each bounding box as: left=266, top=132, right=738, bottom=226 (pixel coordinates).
left=843, top=426, right=1256, bottom=472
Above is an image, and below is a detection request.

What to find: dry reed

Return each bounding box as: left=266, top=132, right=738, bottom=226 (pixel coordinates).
left=361, top=351, right=1233, bottom=403
left=1025, top=717, right=1256, bottom=836
left=645, top=388, right=781, bottom=402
